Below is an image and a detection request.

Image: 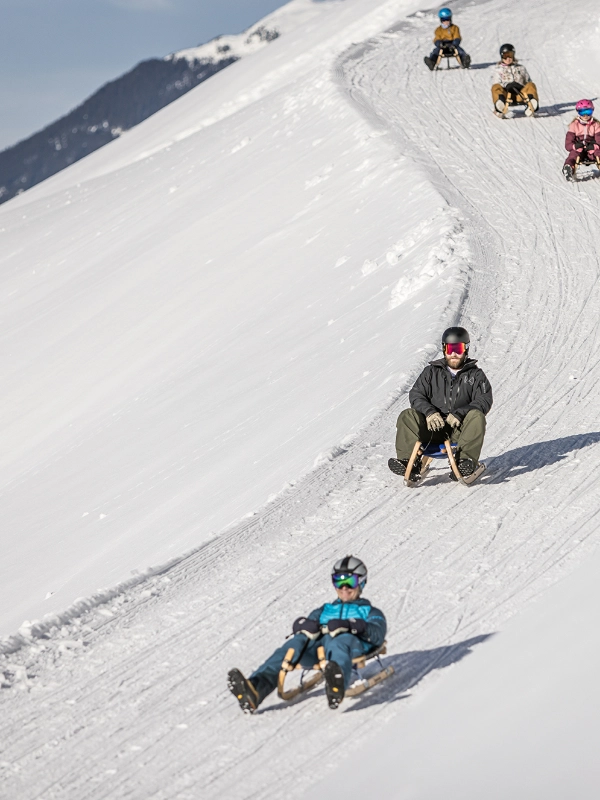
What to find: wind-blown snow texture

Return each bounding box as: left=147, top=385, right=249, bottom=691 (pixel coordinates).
left=1, top=0, right=600, bottom=797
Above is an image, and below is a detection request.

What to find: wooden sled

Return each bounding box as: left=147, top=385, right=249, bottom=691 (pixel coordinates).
left=495, top=88, right=537, bottom=118
left=571, top=153, right=600, bottom=181
left=434, top=45, right=463, bottom=70
left=403, top=440, right=486, bottom=487
left=277, top=641, right=394, bottom=702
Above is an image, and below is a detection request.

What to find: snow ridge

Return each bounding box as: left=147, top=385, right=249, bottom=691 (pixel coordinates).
left=168, top=0, right=320, bottom=66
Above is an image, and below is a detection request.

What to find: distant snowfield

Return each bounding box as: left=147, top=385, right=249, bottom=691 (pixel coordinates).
left=2, top=0, right=600, bottom=797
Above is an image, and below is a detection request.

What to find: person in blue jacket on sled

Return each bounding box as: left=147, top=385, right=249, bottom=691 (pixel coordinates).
left=227, top=556, right=389, bottom=712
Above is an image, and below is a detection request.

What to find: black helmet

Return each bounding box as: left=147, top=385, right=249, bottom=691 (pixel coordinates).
left=499, top=43, right=515, bottom=57
left=442, top=326, right=470, bottom=346
left=332, top=555, right=367, bottom=590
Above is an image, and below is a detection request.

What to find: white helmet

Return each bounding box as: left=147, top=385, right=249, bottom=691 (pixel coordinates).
left=331, top=555, right=368, bottom=590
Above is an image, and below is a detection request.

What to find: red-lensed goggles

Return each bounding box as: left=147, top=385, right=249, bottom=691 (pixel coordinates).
left=443, top=342, right=467, bottom=355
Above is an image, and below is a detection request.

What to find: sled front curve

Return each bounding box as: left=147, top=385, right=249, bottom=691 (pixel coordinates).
left=277, top=646, right=324, bottom=701
left=277, top=642, right=394, bottom=702
left=444, top=440, right=486, bottom=486
left=434, top=46, right=462, bottom=70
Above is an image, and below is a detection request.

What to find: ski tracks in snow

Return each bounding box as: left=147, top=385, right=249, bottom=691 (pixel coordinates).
left=3, top=1, right=600, bottom=797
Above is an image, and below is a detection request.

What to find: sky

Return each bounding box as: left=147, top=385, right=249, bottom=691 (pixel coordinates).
left=0, top=0, right=289, bottom=151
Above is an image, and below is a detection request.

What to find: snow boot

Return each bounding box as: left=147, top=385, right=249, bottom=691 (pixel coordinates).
left=449, top=458, right=477, bottom=481
left=462, top=54, right=471, bottom=68
left=495, top=97, right=506, bottom=113
left=388, top=455, right=422, bottom=480
left=562, top=164, right=574, bottom=181
left=524, top=96, right=538, bottom=117
left=227, top=668, right=259, bottom=714
left=324, top=661, right=345, bottom=709
left=424, top=56, right=435, bottom=71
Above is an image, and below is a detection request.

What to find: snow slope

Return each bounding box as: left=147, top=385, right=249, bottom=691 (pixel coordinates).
left=2, top=0, right=600, bottom=797
left=317, top=547, right=600, bottom=799
left=0, top=0, right=433, bottom=634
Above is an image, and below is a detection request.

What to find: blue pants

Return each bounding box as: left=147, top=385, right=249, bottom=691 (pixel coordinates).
left=250, top=632, right=367, bottom=704
left=430, top=40, right=467, bottom=60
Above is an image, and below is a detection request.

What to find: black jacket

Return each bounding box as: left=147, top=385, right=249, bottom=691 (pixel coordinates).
left=409, top=358, right=493, bottom=422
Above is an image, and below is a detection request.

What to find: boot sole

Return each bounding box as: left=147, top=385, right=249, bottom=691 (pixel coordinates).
left=324, top=661, right=345, bottom=709
left=227, top=668, right=258, bottom=714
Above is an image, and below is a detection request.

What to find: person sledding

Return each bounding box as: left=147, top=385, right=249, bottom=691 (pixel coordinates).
left=424, top=8, right=471, bottom=70
left=492, top=43, right=539, bottom=117
left=227, top=556, right=388, bottom=713
left=389, top=327, right=493, bottom=485
left=562, top=99, right=600, bottom=181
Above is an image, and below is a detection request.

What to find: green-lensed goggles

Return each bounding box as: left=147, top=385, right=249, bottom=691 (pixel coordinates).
left=332, top=572, right=360, bottom=589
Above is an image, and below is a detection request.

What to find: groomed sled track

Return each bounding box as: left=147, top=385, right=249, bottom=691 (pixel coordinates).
left=2, top=1, right=600, bottom=797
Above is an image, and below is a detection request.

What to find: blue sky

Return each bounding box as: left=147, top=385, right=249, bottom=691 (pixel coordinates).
left=0, top=0, right=289, bottom=150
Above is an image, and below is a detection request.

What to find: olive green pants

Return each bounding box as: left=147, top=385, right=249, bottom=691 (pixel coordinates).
left=395, top=408, right=486, bottom=462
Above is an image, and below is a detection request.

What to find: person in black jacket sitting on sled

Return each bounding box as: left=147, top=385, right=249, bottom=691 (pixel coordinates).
left=390, top=327, right=493, bottom=481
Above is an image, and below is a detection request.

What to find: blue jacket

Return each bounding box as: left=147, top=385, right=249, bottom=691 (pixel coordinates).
left=307, top=597, right=386, bottom=653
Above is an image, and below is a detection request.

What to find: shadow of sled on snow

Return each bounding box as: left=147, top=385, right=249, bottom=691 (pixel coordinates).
left=479, top=432, right=600, bottom=485
left=259, top=634, right=492, bottom=713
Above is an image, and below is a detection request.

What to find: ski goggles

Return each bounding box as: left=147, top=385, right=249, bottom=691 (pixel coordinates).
left=332, top=572, right=361, bottom=590
left=443, top=342, right=467, bottom=355
left=578, top=109, right=593, bottom=117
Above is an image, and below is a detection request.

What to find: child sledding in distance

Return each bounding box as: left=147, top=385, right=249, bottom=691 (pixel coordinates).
left=562, top=99, right=600, bottom=181
left=424, top=7, right=471, bottom=70
left=491, top=43, right=539, bottom=117
left=227, top=556, right=387, bottom=712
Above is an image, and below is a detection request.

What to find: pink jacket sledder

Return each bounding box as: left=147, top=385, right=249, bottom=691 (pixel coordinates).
left=565, top=117, right=600, bottom=152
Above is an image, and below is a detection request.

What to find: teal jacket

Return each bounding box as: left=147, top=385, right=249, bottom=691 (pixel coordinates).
left=307, top=597, right=386, bottom=652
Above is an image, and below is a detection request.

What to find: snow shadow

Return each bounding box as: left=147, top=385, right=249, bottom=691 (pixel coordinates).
left=345, top=633, right=492, bottom=712
left=480, top=432, right=600, bottom=484
left=540, top=98, right=598, bottom=118
left=468, top=61, right=495, bottom=70
left=259, top=634, right=491, bottom=714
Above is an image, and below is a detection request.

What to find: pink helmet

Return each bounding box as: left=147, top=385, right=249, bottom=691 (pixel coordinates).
left=575, top=99, right=594, bottom=113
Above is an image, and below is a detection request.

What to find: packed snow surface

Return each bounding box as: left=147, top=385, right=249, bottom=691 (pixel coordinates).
left=1, top=0, right=600, bottom=797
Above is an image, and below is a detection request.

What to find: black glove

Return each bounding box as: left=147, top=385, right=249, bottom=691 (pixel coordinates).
left=292, top=617, right=321, bottom=640
left=326, top=618, right=367, bottom=637
left=574, top=140, right=585, bottom=151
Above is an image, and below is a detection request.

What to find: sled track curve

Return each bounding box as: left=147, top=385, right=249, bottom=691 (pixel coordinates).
left=2, top=1, right=600, bottom=798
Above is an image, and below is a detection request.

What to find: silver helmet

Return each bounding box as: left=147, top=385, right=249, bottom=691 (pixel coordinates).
left=331, top=555, right=368, bottom=590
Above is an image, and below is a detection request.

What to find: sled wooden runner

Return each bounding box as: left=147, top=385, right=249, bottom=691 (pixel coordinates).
left=434, top=47, right=462, bottom=70
left=496, top=90, right=536, bottom=119
left=277, top=642, right=394, bottom=702
left=572, top=154, right=600, bottom=180
left=444, top=440, right=486, bottom=486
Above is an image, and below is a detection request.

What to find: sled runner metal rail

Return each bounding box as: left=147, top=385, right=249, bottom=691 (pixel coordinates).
left=277, top=642, right=393, bottom=701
